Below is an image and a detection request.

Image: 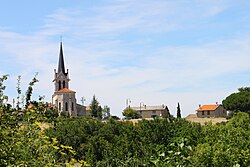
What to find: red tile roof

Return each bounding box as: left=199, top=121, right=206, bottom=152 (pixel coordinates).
left=196, top=104, right=219, bottom=112
left=56, top=88, right=76, bottom=93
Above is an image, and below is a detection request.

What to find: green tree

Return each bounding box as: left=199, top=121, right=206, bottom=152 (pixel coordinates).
left=102, top=105, right=110, bottom=118
left=122, top=107, right=140, bottom=119
left=222, top=87, right=250, bottom=114
left=0, top=75, right=8, bottom=109
left=177, top=102, right=181, bottom=118
left=16, top=75, right=21, bottom=110
left=90, top=95, right=102, bottom=119
left=25, top=73, right=39, bottom=109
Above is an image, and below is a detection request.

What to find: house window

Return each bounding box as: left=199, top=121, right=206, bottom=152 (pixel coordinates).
left=65, top=102, right=68, bottom=111
left=59, top=102, right=61, bottom=111
left=72, top=102, right=74, bottom=111
left=202, top=111, right=204, bottom=115
left=207, top=111, right=210, bottom=115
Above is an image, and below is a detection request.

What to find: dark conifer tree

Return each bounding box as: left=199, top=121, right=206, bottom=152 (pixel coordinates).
left=90, top=95, right=102, bottom=119
left=177, top=102, right=181, bottom=118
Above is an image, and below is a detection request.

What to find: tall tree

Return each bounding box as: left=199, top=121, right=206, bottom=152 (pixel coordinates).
left=25, top=73, right=39, bottom=109
left=223, top=87, right=250, bottom=114
left=0, top=75, right=8, bottom=108
left=102, top=105, right=111, bottom=118
left=177, top=102, right=181, bottom=118
left=16, top=75, right=21, bottom=110
left=90, top=95, right=102, bottom=119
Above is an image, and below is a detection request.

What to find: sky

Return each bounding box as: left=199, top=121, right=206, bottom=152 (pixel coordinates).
left=0, top=0, right=250, bottom=117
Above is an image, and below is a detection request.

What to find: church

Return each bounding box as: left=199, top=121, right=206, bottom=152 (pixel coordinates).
left=52, top=42, right=89, bottom=117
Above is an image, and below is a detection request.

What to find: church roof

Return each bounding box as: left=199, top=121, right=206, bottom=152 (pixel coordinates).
left=57, top=42, right=67, bottom=75
left=56, top=88, right=76, bottom=93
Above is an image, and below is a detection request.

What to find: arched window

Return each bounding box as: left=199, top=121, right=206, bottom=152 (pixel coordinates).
left=65, top=102, right=68, bottom=111
left=72, top=102, right=74, bottom=111
left=59, top=102, right=61, bottom=111
left=59, top=81, right=61, bottom=90
left=63, top=80, right=66, bottom=89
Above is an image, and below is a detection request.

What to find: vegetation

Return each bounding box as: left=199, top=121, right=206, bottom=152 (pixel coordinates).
left=223, top=87, right=250, bottom=115
left=1, top=75, right=250, bottom=166
left=90, top=95, right=102, bottom=119
left=122, top=107, right=140, bottom=119
left=102, top=105, right=111, bottom=119
left=0, top=75, right=88, bottom=166
left=177, top=102, right=181, bottom=118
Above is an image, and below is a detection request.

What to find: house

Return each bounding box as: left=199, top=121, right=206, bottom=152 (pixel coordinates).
left=196, top=104, right=227, bottom=118
left=130, top=105, right=170, bottom=119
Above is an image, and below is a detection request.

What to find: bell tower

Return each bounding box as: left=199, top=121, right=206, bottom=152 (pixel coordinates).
left=53, top=42, right=70, bottom=91
left=52, top=42, right=77, bottom=117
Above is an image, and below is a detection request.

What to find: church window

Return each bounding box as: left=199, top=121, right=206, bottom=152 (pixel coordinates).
left=72, top=102, right=74, bottom=111
left=59, top=81, right=61, bottom=90
left=59, top=102, right=61, bottom=111
left=63, top=80, right=66, bottom=88
left=65, top=102, right=68, bottom=111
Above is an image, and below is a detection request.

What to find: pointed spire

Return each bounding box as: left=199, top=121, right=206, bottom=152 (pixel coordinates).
left=57, top=42, right=66, bottom=74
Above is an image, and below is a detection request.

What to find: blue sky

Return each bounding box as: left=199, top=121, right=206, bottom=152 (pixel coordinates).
left=0, top=0, right=250, bottom=117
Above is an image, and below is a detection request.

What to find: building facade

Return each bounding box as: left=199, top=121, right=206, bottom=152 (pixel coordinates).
left=196, top=104, right=227, bottom=118
left=130, top=105, right=170, bottom=119
left=52, top=42, right=87, bottom=117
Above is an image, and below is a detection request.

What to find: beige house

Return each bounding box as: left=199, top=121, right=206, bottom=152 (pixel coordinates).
left=130, top=105, right=170, bottom=119
left=196, top=104, right=227, bottom=118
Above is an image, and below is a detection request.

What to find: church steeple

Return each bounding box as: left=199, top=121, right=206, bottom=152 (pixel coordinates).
left=58, top=42, right=66, bottom=75
left=53, top=42, right=70, bottom=91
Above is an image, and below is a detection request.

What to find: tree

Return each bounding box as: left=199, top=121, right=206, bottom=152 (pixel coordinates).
left=25, top=73, right=39, bottom=109
left=90, top=95, right=102, bottom=119
left=238, top=87, right=250, bottom=92
left=0, top=75, right=8, bottom=108
left=177, top=102, right=181, bottom=118
left=222, top=87, right=250, bottom=114
left=122, top=107, right=140, bottom=119
left=102, top=105, right=111, bottom=119
left=16, top=75, right=21, bottom=110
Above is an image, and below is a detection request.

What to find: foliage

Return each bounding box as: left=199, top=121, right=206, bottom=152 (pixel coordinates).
left=150, top=138, right=192, bottom=167
left=102, top=105, right=110, bottom=119
left=16, top=75, right=21, bottom=109
left=0, top=75, right=88, bottom=166
left=1, top=75, right=250, bottom=166
left=90, top=95, right=102, bottom=119
left=222, top=87, right=250, bottom=114
left=177, top=102, right=181, bottom=118
left=238, top=87, right=250, bottom=92
left=0, top=75, right=8, bottom=108
left=25, top=72, right=39, bottom=109
left=122, top=107, right=140, bottom=119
